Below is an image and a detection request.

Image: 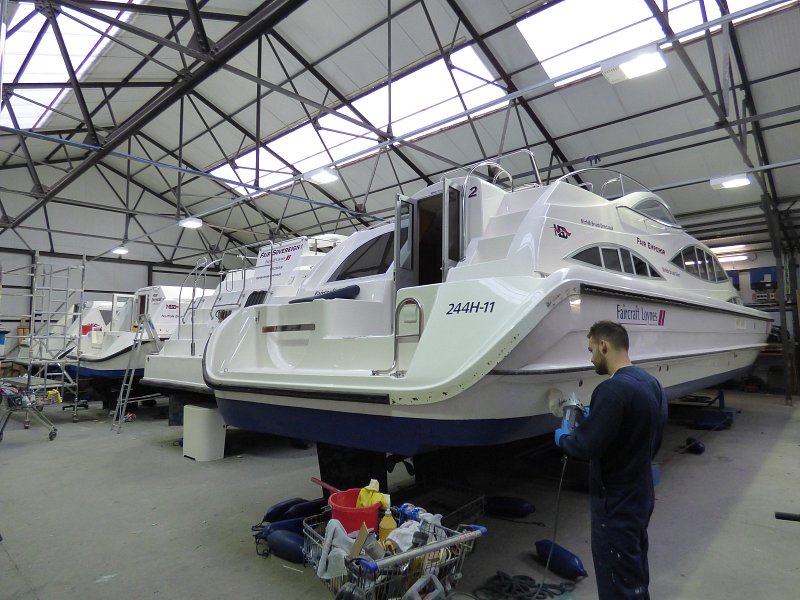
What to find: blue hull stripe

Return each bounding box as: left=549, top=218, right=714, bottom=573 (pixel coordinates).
left=215, top=365, right=753, bottom=455
left=215, top=398, right=555, bottom=456
left=65, top=365, right=143, bottom=379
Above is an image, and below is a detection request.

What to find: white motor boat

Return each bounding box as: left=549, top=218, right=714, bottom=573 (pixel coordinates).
left=203, top=153, right=771, bottom=456
left=141, top=236, right=343, bottom=397
left=68, top=285, right=212, bottom=382
left=15, top=300, right=113, bottom=365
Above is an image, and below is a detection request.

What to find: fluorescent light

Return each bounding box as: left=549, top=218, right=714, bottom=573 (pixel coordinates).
left=711, top=244, right=746, bottom=255
left=717, top=254, right=752, bottom=263
left=178, top=216, right=203, bottom=229
left=111, top=246, right=129, bottom=255
left=307, top=168, right=339, bottom=184
left=601, top=48, right=667, bottom=84
left=710, top=174, right=751, bottom=189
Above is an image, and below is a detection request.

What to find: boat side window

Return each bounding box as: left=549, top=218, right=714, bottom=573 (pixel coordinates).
left=671, top=245, right=729, bottom=282
left=601, top=247, right=622, bottom=272
left=329, top=231, right=394, bottom=282
left=710, top=252, right=729, bottom=282
left=620, top=248, right=634, bottom=274
left=632, top=255, right=649, bottom=277
left=572, top=245, right=661, bottom=278
left=572, top=246, right=602, bottom=267
left=677, top=247, right=699, bottom=276
left=695, top=248, right=711, bottom=280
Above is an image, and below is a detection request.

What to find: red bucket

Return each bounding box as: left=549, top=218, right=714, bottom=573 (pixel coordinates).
left=328, top=488, right=380, bottom=533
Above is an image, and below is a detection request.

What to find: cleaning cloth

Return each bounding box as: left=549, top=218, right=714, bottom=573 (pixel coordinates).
left=316, top=518, right=356, bottom=580
left=384, top=520, right=421, bottom=553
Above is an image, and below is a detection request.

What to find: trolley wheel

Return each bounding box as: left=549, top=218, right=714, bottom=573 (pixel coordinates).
left=24, top=420, right=31, bottom=429
left=36, top=405, right=44, bottom=412
left=49, top=430, right=57, bottom=441
left=72, top=415, right=79, bottom=423
left=0, top=432, right=4, bottom=442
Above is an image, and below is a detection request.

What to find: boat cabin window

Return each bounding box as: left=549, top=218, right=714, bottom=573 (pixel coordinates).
left=632, top=196, right=677, bottom=225
left=571, top=245, right=662, bottom=278
left=670, top=245, right=729, bottom=282
left=329, top=231, right=394, bottom=282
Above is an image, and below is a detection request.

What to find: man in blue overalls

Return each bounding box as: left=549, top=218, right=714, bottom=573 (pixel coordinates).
left=555, top=321, right=668, bottom=600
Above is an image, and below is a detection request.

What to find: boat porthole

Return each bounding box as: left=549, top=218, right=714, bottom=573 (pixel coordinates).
left=578, top=379, right=583, bottom=387
left=658, top=365, right=662, bottom=372
left=666, top=365, right=669, bottom=371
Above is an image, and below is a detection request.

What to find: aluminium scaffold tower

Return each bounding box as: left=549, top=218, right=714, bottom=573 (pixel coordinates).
left=0, top=251, right=86, bottom=426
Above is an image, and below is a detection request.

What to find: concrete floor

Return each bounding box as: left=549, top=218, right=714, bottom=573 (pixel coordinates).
left=1, top=390, right=798, bottom=600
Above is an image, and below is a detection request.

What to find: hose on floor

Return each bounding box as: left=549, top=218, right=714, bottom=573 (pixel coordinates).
left=472, top=571, right=576, bottom=599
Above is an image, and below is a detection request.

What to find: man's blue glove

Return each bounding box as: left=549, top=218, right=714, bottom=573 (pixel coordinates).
left=554, top=417, right=571, bottom=447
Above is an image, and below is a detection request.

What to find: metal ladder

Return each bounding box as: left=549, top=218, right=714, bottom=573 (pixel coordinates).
left=110, top=315, right=162, bottom=433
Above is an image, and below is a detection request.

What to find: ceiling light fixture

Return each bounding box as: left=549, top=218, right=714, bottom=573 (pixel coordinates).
left=111, top=246, right=129, bottom=255
left=307, top=168, right=339, bottom=184
left=710, top=174, right=751, bottom=189
left=178, top=216, right=203, bottom=229
left=601, top=47, right=667, bottom=84
left=710, top=244, right=746, bottom=255
left=717, top=253, right=753, bottom=263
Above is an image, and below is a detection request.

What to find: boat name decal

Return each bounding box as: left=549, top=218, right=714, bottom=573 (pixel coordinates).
left=662, top=266, right=681, bottom=277
left=552, top=224, right=572, bottom=239
left=616, top=303, right=666, bottom=326
left=260, top=242, right=304, bottom=258
left=165, top=303, right=179, bottom=310
left=446, top=301, right=495, bottom=315
left=580, top=218, right=613, bottom=231
left=636, top=237, right=666, bottom=255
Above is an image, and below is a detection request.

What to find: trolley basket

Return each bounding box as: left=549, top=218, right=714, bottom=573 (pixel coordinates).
left=303, top=510, right=486, bottom=599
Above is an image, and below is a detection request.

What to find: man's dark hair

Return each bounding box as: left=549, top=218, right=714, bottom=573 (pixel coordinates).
left=588, top=320, right=629, bottom=351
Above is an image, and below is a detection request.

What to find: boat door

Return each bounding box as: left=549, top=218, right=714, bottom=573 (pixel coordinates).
left=396, top=181, right=462, bottom=290
left=110, top=294, right=136, bottom=333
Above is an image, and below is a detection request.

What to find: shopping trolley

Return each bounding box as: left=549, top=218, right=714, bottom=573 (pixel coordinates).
left=303, top=510, right=487, bottom=600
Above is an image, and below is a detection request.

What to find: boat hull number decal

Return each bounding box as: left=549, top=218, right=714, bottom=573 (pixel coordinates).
left=446, top=301, right=495, bottom=315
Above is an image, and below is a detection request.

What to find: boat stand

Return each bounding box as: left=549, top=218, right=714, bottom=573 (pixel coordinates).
left=669, top=388, right=737, bottom=430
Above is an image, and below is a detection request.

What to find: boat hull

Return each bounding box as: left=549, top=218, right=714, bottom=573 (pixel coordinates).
left=212, top=340, right=762, bottom=455
left=69, top=337, right=162, bottom=380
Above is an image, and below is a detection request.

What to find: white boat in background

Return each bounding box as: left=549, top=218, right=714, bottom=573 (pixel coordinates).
left=141, top=236, right=344, bottom=397
left=14, top=300, right=113, bottom=365
left=68, top=285, right=212, bottom=383
left=203, top=151, right=771, bottom=456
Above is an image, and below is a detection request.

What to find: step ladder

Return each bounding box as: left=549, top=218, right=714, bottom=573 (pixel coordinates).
left=111, top=315, right=163, bottom=433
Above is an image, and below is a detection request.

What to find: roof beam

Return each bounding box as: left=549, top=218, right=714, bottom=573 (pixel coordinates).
left=40, top=2, right=100, bottom=145
left=0, top=0, right=309, bottom=235
left=15, top=0, right=248, bottom=22
left=444, top=0, right=574, bottom=171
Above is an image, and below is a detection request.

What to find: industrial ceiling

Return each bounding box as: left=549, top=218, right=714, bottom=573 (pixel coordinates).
left=1, top=0, right=799, bottom=268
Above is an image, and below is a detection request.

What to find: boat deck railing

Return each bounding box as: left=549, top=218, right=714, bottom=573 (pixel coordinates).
left=371, top=297, right=425, bottom=377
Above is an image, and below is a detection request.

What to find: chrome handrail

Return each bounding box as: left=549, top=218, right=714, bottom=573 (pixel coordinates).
left=372, top=297, right=424, bottom=377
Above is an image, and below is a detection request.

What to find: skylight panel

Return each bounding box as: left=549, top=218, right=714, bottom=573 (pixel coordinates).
left=208, top=148, right=292, bottom=194
left=210, top=44, right=506, bottom=195
left=1, top=1, right=143, bottom=129
left=517, top=0, right=787, bottom=85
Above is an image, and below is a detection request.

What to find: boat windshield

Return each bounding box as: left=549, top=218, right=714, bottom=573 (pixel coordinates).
left=552, top=168, right=649, bottom=200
